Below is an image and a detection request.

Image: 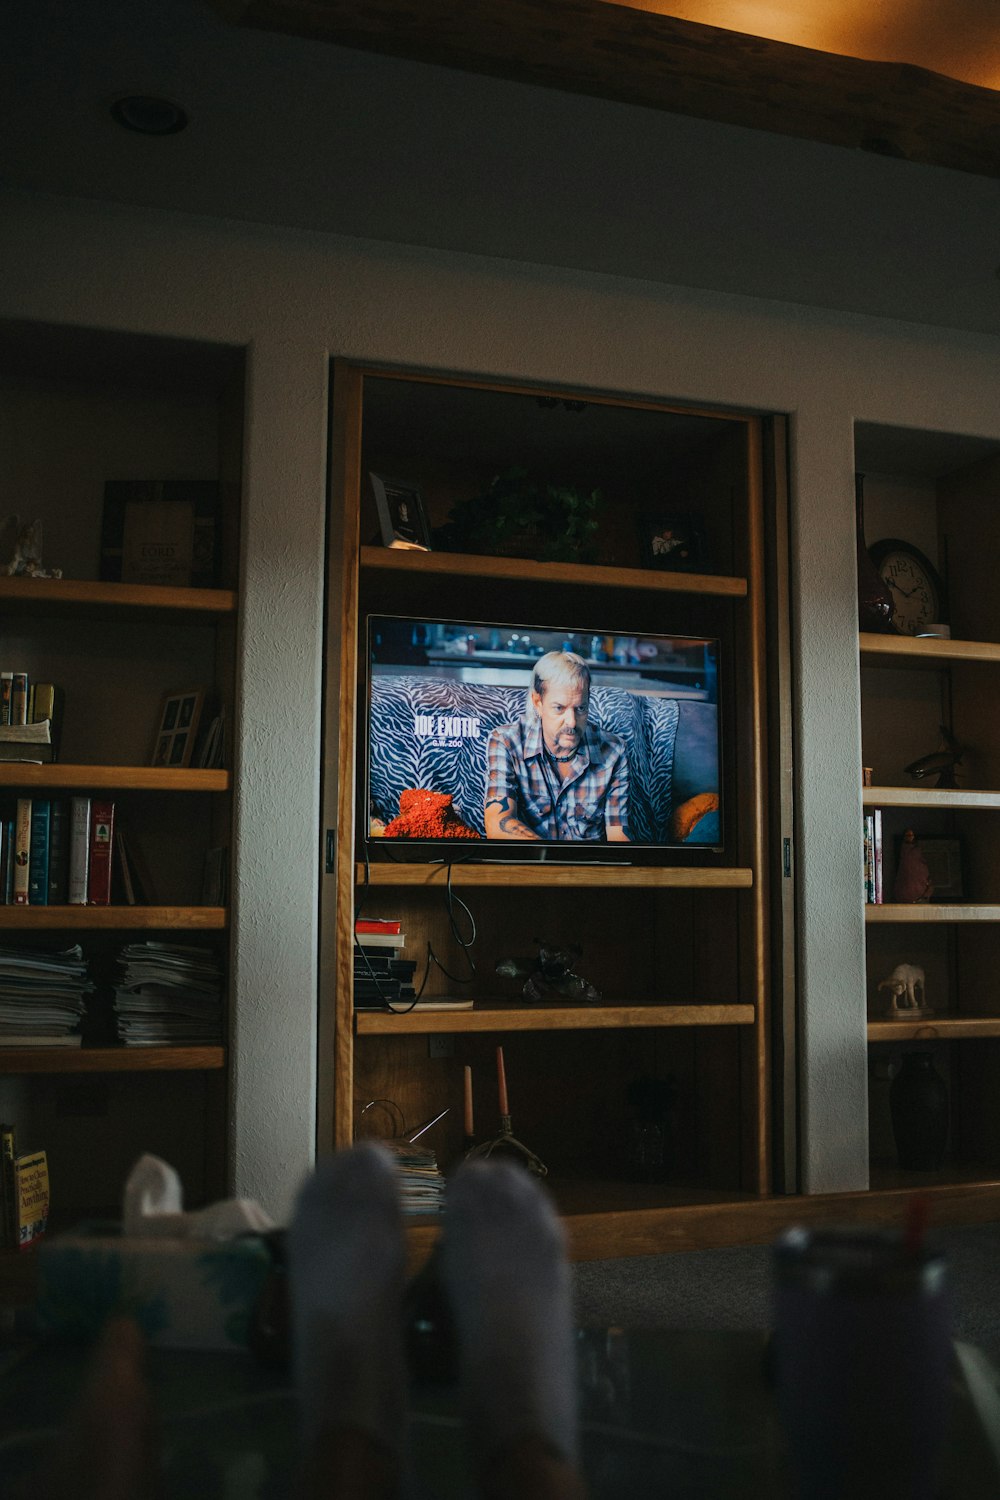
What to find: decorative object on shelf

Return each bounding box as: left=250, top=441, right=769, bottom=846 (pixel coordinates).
left=465, top=1047, right=548, bottom=1176
left=893, top=829, right=934, bottom=903
left=436, top=466, right=601, bottom=563
left=854, top=473, right=895, bottom=633
left=904, top=725, right=964, bottom=789
left=877, top=962, right=929, bottom=1018
left=889, top=1051, right=949, bottom=1170
left=639, top=510, right=705, bottom=572
left=626, top=1074, right=675, bottom=1181
left=100, top=481, right=220, bottom=588
left=919, top=838, right=964, bottom=901
left=151, top=688, right=205, bottom=769
left=869, top=537, right=947, bottom=637
left=0, top=516, right=62, bottom=579
left=496, top=941, right=600, bottom=1005
left=369, top=473, right=432, bottom=551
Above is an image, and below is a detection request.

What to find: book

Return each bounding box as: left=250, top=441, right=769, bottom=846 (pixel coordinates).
left=0, top=673, right=11, bottom=727
left=48, top=799, right=69, bottom=904
left=68, top=796, right=91, bottom=904
left=13, top=798, right=31, bottom=905
left=30, top=684, right=63, bottom=757
left=0, top=1034, right=82, bottom=1047
left=10, top=673, right=27, bottom=726
left=355, top=933, right=407, bottom=950
left=2, top=816, right=12, bottom=904
left=872, top=808, right=884, bottom=904
left=353, top=956, right=418, bottom=976
left=355, top=918, right=402, bottom=935
left=0, top=720, right=54, bottom=762
left=1, top=1124, right=15, bottom=1249
left=15, top=1149, right=49, bottom=1249
left=27, top=798, right=50, bottom=905
left=87, top=800, right=115, bottom=906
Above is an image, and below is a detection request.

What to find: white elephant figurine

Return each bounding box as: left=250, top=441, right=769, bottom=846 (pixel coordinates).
left=878, top=962, right=929, bottom=1017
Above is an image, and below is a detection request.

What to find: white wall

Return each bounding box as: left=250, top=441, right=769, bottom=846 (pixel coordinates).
left=4, top=188, right=1000, bottom=1213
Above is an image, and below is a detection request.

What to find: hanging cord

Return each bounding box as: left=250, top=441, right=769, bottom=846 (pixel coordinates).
left=390, top=861, right=479, bottom=1012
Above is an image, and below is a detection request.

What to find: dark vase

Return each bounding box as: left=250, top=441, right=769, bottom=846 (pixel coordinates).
left=855, top=472, right=895, bottom=633
left=890, top=1052, right=949, bottom=1170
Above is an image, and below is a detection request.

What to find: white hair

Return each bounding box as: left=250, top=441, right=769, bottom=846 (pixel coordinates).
left=524, top=651, right=591, bottom=722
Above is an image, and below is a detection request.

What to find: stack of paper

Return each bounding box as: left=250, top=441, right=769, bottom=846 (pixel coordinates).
left=386, top=1140, right=446, bottom=1216
left=0, top=944, right=92, bottom=1046
left=113, top=941, right=225, bottom=1046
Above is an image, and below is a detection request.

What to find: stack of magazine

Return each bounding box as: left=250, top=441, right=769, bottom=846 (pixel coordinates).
left=0, top=943, right=91, bottom=1046
left=385, top=1139, right=446, bottom=1216
left=112, top=941, right=225, bottom=1046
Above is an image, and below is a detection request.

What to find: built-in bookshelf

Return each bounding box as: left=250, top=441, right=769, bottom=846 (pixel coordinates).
left=321, top=363, right=795, bottom=1257
left=0, top=319, right=242, bottom=1222
left=857, top=424, right=1000, bottom=1200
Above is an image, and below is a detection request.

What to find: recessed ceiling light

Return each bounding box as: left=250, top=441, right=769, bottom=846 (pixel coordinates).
left=110, top=96, right=189, bottom=136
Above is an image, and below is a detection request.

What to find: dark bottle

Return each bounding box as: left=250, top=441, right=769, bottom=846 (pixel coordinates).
left=856, top=472, right=895, bottom=633
left=890, top=1051, right=949, bottom=1170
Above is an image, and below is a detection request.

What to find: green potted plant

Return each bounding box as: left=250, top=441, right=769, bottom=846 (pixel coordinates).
left=436, top=467, right=602, bottom=564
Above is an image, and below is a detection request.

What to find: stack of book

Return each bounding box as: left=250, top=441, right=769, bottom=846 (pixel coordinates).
left=0, top=943, right=92, bottom=1046
left=385, top=1139, right=446, bottom=1216
left=0, top=677, right=62, bottom=761
left=354, top=918, right=418, bottom=1009
left=112, top=941, right=225, bottom=1046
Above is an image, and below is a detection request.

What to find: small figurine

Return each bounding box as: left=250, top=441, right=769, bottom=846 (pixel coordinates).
left=496, top=941, right=600, bottom=1005
left=0, top=515, right=62, bottom=579
left=905, top=725, right=963, bottom=789
left=893, top=829, right=934, bottom=903
left=877, top=962, right=930, bottom=1017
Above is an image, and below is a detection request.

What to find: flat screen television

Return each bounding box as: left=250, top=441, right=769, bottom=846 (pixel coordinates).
left=364, top=615, right=723, bottom=858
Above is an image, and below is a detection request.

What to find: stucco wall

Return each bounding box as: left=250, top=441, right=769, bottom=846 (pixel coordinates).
left=4, top=188, right=1000, bottom=1215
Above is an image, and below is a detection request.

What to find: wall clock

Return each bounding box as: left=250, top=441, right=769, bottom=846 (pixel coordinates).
left=869, top=539, right=946, bottom=636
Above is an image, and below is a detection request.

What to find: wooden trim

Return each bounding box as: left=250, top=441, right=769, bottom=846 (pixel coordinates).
left=0, top=1045, right=226, bottom=1074
left=360, top=544, right=747, bottom=598
left=0, top=577, right=236, bottom=616
left=868, top=1016, right=1000, bottom=1042
left=0, top=906, right=226, bottom=929
left=212, top=0, right=1000, bottom=179
left=862, top=786, right=1000, bottom=810
left=0, top=765, right=229, bottom=792
left=866, top=903, right=1000, bottom=923
left=356, top=1001, right=755, bottom=1034
left=356, top=862, right=752, bottom=889
left=860, top=632, right=1000, bottom=664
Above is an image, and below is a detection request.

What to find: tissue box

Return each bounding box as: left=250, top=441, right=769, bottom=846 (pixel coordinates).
left=36, top=1222, right=274, bottom=1351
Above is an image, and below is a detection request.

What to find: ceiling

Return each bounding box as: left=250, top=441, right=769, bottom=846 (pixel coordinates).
left=5, top=0, right=1000, bottom=336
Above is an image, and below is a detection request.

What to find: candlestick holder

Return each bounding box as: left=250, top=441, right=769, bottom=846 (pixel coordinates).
left=465, top=1114, right=548, bottom=1177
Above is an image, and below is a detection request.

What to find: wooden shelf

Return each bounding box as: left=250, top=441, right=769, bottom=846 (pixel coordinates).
left=356, top=1001, right=755, bottom=1033
left=868, top=1015, right=1000, bottom=1042
left=865, top=903, right=1000, bottom=923
left=357, top=862, right=752, bottom=889
left=360, top=544, right=747, bottom=597
left=0, top=906, right=226, bottom=929
left=0, top=577, right=237, bottom=618
left=0, top=1045, right=226, bottom=1074
left=863, top=785, right=1000, bottom=810
left=0, top=764, right=229, bottom=792
left=868, top=1160, right=1000, bottom=1193
left=860, top=632, right=1000, bottom=665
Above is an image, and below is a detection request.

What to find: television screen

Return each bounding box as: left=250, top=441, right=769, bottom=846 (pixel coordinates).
left=365, top=615, right=722, bottom=852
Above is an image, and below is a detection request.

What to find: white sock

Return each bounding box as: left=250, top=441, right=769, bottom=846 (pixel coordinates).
left=439, top=1159, right=579, bottom=1466
left=288, top=1142, right=407, bottom=1457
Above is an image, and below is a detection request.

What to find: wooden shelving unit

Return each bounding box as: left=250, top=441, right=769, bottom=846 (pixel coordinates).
left=0, top=766, right=229, bottom=792
left=0, top=906, right=226, bottom=930
left=321, top=362, right=794, bottom=1256
left=0, top=1045, right=226, bottom=1074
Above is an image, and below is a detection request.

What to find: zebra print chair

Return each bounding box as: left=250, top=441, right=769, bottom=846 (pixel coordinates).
left=367, top=676, right=719, bottom=844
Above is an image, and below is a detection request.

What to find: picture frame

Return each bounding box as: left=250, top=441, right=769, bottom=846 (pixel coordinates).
left=151, top=689, right=205, bottom=769
left=640, top=511, right=705, bottom=572
left=100, top=481, right=220, bottom=588
left=370, top=473, right=432, bottom=552
left=919, top=837, right=965, bottom=900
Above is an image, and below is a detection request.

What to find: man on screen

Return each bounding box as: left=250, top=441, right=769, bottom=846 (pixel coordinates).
left=484, top=650, right=631, bottom=841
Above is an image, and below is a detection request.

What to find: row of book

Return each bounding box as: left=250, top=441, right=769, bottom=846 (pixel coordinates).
left=113, top=941, right=226, bottom=1046
left=0, top=943, right=92, bottom=1046
left=0, top=679, right=62, bottom=763
left=353, top=918, right=472, bottom=1011
left=0, top=797, right=130, bottom=906
left=1, top=1123, right=49, bottom=1250
left=863, top=809, right=884, bottom=904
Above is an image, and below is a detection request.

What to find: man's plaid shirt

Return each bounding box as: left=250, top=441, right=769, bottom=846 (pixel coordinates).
left=485, top=713, right=630, bottom=841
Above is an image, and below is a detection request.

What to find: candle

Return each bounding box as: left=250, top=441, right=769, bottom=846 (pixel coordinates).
left=464, top=1064, right=474, bottom=1138
left=496, top=1045, right=509, bottom=1115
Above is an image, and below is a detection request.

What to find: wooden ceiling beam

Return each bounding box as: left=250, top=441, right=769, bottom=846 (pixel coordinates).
left=210, top=0, right=1000, bottom=177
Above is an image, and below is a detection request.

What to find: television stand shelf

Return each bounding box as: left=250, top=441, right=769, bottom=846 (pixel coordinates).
left=355, top=1001, right=756, bottom=1034
left=357, top=862, right=752, bottom=889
